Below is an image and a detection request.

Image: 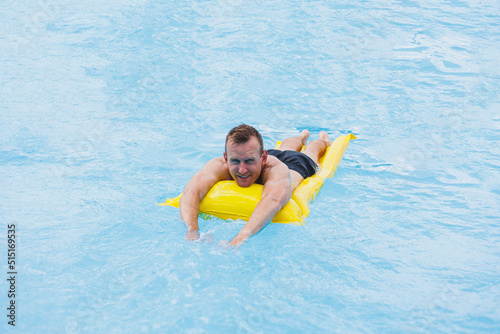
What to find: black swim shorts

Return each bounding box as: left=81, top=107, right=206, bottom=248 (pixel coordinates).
left=267, top=149, right=318, bottom=178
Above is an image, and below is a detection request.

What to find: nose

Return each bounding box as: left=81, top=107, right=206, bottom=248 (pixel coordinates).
left=238, top=163, right=248, bottom=174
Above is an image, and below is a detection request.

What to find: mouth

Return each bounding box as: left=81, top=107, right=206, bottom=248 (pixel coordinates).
left=237, top=175, right=251, bottom=180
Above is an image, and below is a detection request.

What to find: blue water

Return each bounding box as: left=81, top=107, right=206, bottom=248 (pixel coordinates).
left=1, top=0, right=499, bottom=333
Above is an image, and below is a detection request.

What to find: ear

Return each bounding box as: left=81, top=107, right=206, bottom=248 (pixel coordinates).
left=223, top=151, right=228, bottom=163
left=261, top=150, right=268, bottom=165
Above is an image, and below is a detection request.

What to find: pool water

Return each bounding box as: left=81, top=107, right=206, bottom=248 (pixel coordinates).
left=1, top=0, right=499, bottom=333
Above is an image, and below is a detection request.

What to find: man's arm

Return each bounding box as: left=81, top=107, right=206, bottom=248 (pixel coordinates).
left=180, top=157, right=229, bottom=240
left=229, top=163, right=292, bottom=247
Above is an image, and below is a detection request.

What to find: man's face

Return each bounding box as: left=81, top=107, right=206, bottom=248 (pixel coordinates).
left=224, top=137, right=267, bottom=187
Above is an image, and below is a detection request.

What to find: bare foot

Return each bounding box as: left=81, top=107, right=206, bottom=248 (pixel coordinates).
left=319, top=131, right=332, bottom=146
left=299, top=130, right=310, bottom=144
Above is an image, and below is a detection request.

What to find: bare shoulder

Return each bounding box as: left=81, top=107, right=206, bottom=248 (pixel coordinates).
left=261, top=155, right=291, bottom=184
left=183, top=157, right=231, bottom=199
left=260, top=155, right=292, bottom=204
left=199, top=157, right=231, bottom=180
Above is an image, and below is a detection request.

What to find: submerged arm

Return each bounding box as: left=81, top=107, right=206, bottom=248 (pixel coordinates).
left=229, top=165, right=292, bottom=247
left=180, top=158, right=228, bottom=240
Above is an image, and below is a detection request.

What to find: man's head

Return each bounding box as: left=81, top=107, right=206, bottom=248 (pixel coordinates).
left=224, top=124, right=267, bottom=187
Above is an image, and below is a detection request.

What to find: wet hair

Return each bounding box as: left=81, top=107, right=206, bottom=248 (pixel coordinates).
left=225, top=124, right=264, bottom=155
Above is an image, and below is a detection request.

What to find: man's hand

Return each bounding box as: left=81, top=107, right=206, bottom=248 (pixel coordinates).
left=185, top=229, right=200, bottom=241
left=219, top=240, right=238, bottom=251
left=185, top=230, right=215, bottom=243
left=229, top=233, right=249, bottom=248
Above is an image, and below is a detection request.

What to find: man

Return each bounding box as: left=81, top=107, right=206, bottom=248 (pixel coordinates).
left=180, top=124, right=332, bottom=247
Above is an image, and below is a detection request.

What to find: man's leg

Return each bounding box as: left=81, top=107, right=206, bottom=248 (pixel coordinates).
left=278, top=130, right=310, bottom=151
left=277, top=130, right=332, bottom=191
left=303, top=132, right=332, bottom=164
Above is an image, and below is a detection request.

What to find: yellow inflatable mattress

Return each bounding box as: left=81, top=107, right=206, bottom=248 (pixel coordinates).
left=160, top=133, right=356, bottom=224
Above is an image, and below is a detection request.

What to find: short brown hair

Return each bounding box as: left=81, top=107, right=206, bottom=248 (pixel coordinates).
left=225, top=124, right=264, bottom=154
